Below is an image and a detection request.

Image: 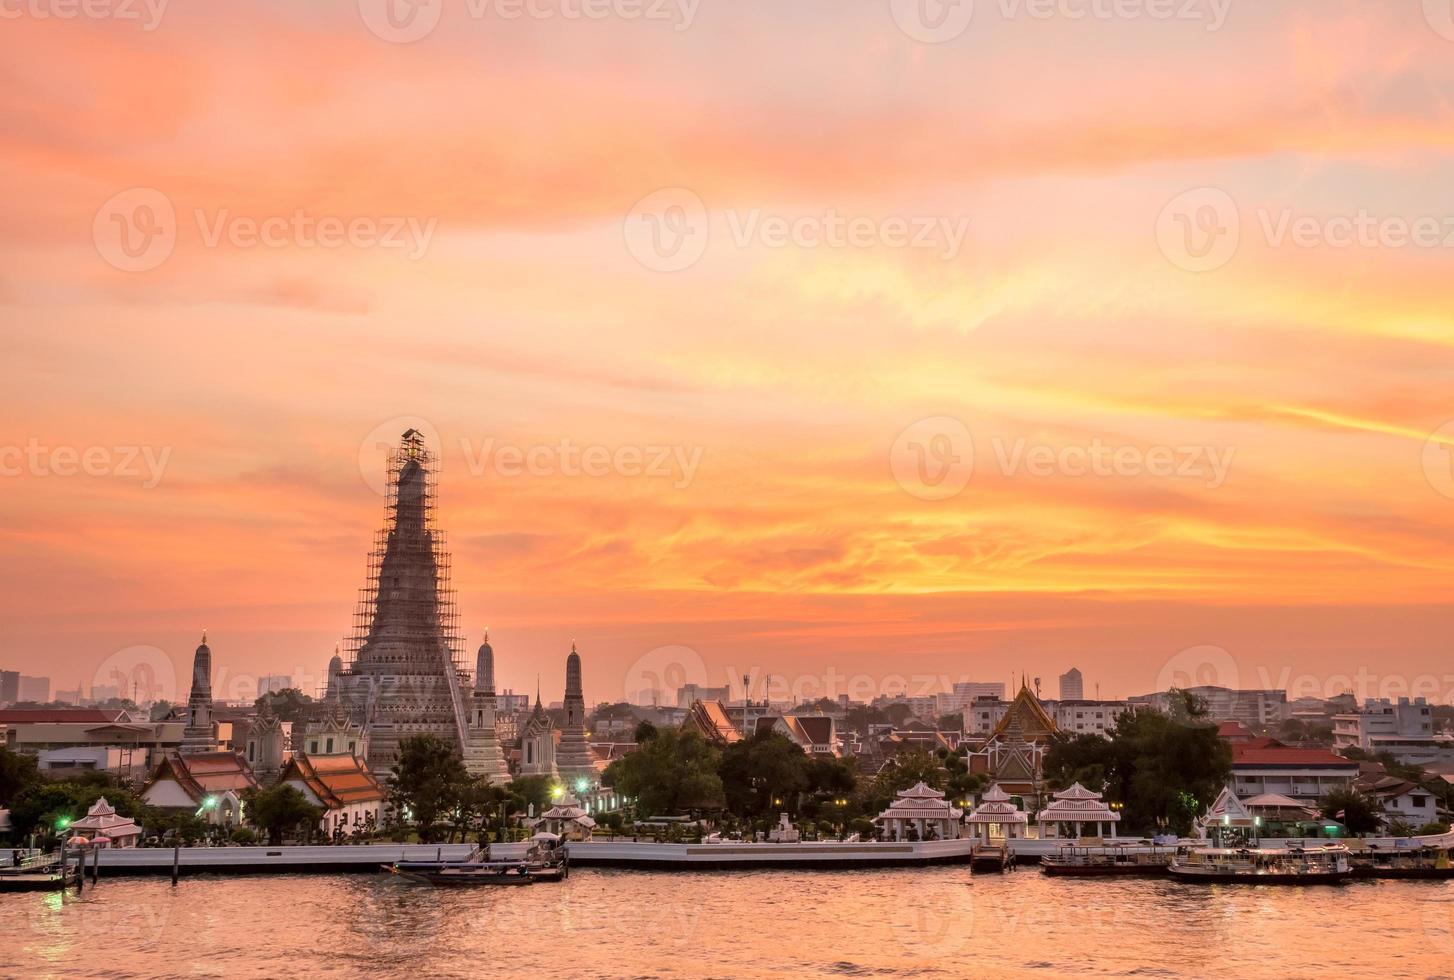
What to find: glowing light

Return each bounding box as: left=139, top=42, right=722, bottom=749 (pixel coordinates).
left=55, top=816, right=71, bottom=831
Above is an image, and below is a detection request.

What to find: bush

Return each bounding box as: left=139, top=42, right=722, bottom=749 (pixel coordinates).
left=229, top=827, right=259, bottom=845
left=1417, top=821, right=1450, bottom=836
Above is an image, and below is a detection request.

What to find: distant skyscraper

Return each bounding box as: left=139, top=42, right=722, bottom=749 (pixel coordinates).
left=1059, top=668, right=1085, bottom=701
left=337, top=429, right=469, bottom=775
left=257, top=674, right=292, bottom=697
left=89, top=684, right=122, bottom=704
left=18, top=675, right=50, bottom=703
left=0, top=670, right=18, bottom=705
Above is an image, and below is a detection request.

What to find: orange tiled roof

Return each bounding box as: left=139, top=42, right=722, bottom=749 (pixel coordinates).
left=282, top=753, right=384, bottom=808
left=147, top=750, right=259, bottom=804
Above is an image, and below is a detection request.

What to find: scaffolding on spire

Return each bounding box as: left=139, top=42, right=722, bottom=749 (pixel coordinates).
left=338, top=429, right=469, bottom=773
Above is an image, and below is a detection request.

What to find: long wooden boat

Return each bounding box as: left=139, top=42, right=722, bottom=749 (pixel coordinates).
left=1041, top=845, right=1174, bottom=877
left=1169, top=845, right=1354, bottom=885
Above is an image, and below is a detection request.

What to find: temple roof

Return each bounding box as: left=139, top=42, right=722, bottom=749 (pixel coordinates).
left=990, top=683, right=1059, bottom=742
left=145, top=750, right=258, bottom=805
left=684, top=699, right=741, bottom=745
left=281, top=752, right=384, bottom=808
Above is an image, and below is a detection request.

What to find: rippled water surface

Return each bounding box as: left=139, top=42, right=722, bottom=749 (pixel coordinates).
left=5, top=869, right=1454, bottom=978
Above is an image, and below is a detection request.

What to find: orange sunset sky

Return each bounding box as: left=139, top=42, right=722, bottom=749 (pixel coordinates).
left=3, top=1, right=1454, bottom=708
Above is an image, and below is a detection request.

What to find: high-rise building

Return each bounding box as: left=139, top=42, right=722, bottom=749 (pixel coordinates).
left=676, top=683, right=731, bottom=709
left=336, top=430, right=469, bottom=775
left=18, top=675, right=50, bottom=703
left=1059, top=668, right=1084, bottom=701
left=0, top=670, right=18, bottom=705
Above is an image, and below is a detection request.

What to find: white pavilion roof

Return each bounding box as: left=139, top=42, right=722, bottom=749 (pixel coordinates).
left=896, top=782, right=946, bottom=800
left=980, top=784, right=1013, bottom=804
left=70, top=796, right=143, bottom=837
left=1052, top=782, right=1103, bottom=801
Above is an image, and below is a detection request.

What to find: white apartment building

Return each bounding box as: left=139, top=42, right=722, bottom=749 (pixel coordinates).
left=1130, top=686, right=1287, bottom=728
left=1332, top=697, right=1450, bottom=766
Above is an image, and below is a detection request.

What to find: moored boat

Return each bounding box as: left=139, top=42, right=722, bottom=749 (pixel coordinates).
left=1041, top=844, right=1174, bottom=877
left=1170, top=787, right=1352, bottom=885
left=388, top=837, right=568, bottom=886
left=1349, top=826, right=1454, bottom=879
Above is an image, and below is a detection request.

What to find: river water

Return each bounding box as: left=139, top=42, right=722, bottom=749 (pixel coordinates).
left=4, top=868, right=1452, bottom=978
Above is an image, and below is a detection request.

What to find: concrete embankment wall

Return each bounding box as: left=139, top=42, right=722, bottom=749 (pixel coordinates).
left=563, top=839, right=975, bottom=869
left=85, top=843, right=524, bottom=876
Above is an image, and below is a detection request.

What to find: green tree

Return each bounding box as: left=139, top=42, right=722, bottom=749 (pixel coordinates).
left=1042, top=692, right=1231, bottom=835
left=389, top=734, right=469, bottom=843
left=633, top=719, right=659, bottom=743
left=719, top=731, right=808, bottom=818
left=607, top=729, right=724, bottom=816
left=507, top=774, right=558, bottom=819
left=7, top=775, right=143, bottom=841
left=0, top=746, right=41, bottom=807
left=243, top=785, right=322, bottom=845
left=253, top=688, right=316, bottom=724
left=1321, top=788, right=1381, bottom=836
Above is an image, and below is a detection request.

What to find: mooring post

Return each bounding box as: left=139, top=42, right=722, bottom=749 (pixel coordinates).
left=91, top=844, right=100, bottom=886
left=171, top=842, right=180, bottom=886
left=74, top=849, right=84, bottom=894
